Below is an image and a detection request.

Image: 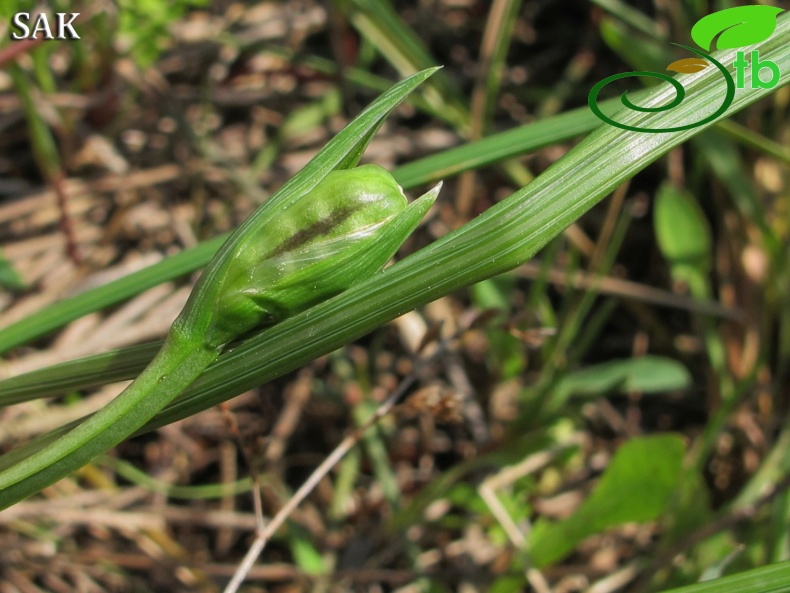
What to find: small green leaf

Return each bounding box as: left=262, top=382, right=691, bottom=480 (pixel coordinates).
left=654, top=182, right=712, bottom=271
left=691, top=6, right=784, bottom=51
left=490, top=575, right=528, bottom=593
left=471, top=277, right=513, bottom=314
left=0, top=249, right=25, bottom=291
left=528, top=434, right=685, bottom=567
left=555, top=355, right=692, bottom=401
left=289, top=527, right=327, bottom=575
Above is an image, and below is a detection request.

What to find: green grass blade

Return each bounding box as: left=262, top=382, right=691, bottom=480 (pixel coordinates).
left=470, top=0, right=523, bottom=132
left=0, top=342, right=162, bottom=406
left=590, top=0, right=666, bottom=41
left=656, top=561, right=790, bottom=593
left=0, top=236, right=226, bottom=355
left=394, top=100, right=609, bottom=187
left=349, top=0, right=469, bottom=129
left=8, top=64, right=61, bottom=180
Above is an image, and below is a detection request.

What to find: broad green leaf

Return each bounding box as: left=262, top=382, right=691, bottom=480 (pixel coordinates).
left=528, top=434, right=685, bottom=567
left=663, top=469, right=713, bottom=546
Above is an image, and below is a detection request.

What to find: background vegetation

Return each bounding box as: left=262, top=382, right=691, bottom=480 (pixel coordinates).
left=0, top=1, right=789, bottom=592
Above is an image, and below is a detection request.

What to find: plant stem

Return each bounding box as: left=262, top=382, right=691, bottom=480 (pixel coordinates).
left=0, top=330, right=218, bottom=508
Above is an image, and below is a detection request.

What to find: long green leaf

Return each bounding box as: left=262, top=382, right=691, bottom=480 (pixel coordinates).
left=0, top=97, right=617, bottom=355
left=149, top=15, right=790, bottom=430
left=658, top=561, right=790, bottom=593
left=0, top=342, right=162, bottom=406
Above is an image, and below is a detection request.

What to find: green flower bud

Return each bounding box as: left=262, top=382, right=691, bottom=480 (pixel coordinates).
left=178, top=164, right=439, bottom=349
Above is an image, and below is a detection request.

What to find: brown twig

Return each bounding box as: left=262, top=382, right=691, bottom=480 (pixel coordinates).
left=221, top=316, right=485, bottom=591
left=51, top=170, right=82, bottom=264
left=222, top=367, right=422, bottom=593
left=0, top=38, right=46, bottom=67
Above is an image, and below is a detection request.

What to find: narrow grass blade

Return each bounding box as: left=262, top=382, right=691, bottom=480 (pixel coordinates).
left=656, top=560, right=790, bottom=593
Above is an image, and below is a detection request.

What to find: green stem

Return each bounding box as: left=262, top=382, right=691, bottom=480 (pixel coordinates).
left=0, top=330, right=218, bottom=508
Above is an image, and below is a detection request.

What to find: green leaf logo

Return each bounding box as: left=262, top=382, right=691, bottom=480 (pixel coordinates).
left=691, top=5, right=784, bottom=51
